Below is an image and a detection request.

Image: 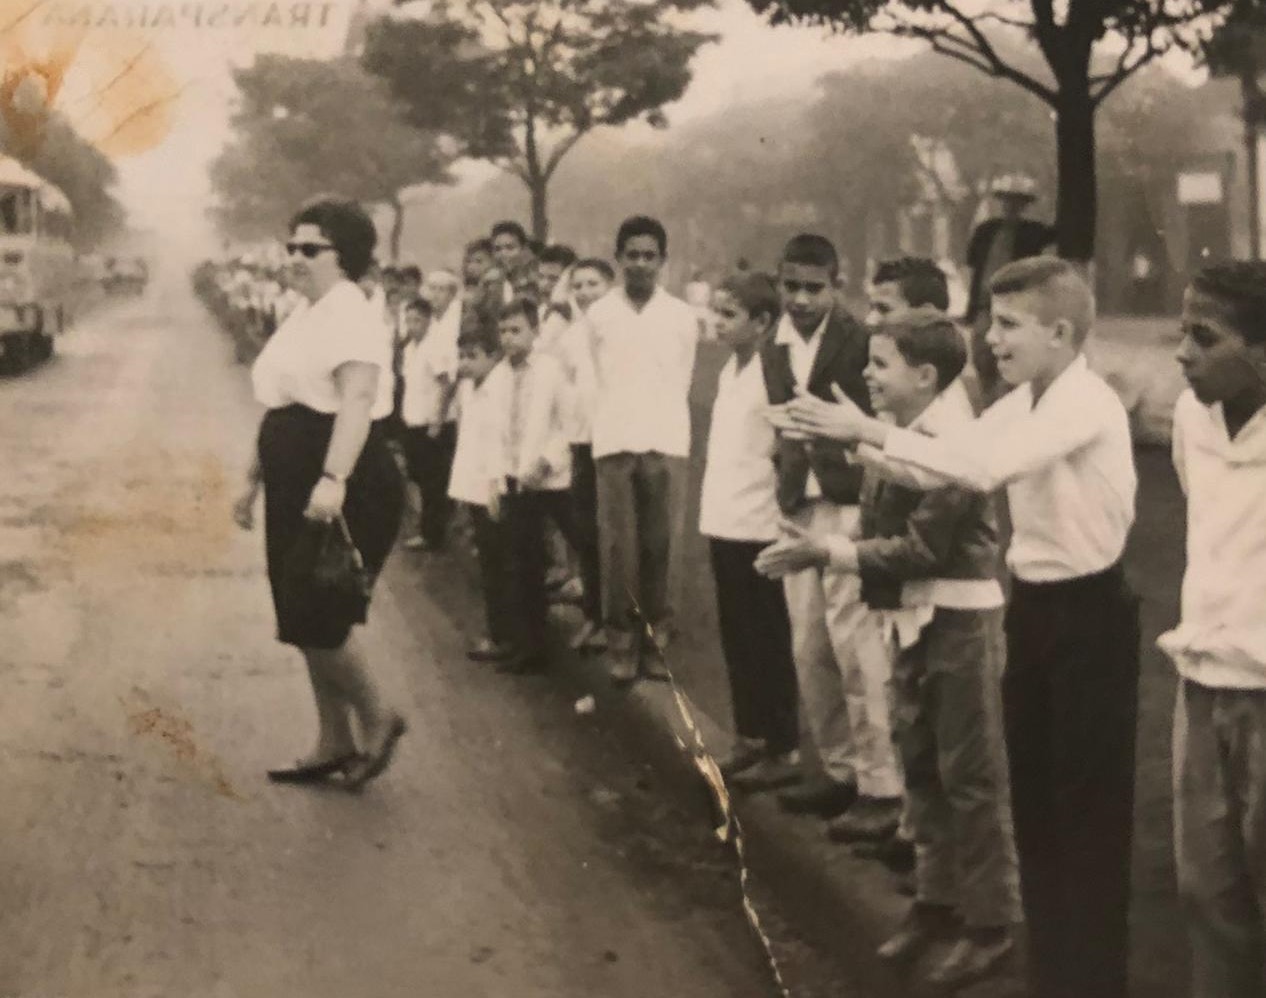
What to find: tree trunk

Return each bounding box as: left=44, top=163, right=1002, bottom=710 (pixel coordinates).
left=388, top=195, right=404, bottom=263
left=1054, top=88, right=1097, bottom=263
left=528, top=175, right=548, bottom=243
left=1243, top=65, right=1262, bottom=260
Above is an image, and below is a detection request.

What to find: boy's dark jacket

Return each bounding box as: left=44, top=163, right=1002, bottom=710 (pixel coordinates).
left=760, top=306, right=872, bottom=514
left=855, top=430, right=1002, bottom=611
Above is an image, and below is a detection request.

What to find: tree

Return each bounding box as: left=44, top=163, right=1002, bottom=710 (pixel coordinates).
left=1204, top=3, right=1266, bottom=256
left=361, top=0, right=718, bottom=241
left=22, top=115, right=127, bottom=249
left=748, top=0, right=1245, bottom=263
left=209, top=55, right=451, bottom=258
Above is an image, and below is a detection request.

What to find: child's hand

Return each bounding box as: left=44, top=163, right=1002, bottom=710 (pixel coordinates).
left=755, top=520, right=828, bottom=579
left=784, top=385, right=870, bottom=443
left=487, top=490, right=502, bottom=523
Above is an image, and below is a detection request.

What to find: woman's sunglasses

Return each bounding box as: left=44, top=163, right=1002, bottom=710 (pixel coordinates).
left=286, top=241, right=335, bottom=259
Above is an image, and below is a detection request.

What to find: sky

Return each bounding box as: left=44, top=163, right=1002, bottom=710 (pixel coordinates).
left=61, top=0, right=908, bottom=258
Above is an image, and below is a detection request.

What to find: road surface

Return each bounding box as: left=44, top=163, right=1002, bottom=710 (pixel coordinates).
left=0, top=281, right=843, bottom=998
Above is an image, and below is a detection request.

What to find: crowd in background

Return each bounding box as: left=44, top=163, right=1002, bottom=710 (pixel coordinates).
left=194, top=202, right=1266, bottom=998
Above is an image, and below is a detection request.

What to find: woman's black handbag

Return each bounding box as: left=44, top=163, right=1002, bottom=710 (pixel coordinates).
left=282, top=515, right=372, bottom=624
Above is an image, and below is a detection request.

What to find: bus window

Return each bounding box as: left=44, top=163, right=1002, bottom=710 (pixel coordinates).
left=0, top=188, right=33, bottom=235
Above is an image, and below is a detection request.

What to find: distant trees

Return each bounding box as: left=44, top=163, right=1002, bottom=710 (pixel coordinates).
left=361, top=0, right=718, bottom=240
left=386, top=50, right=1224, bottom=300
left=208, top=56, right=452, bottom=257
left=748, top=0, right=1246, bottom=262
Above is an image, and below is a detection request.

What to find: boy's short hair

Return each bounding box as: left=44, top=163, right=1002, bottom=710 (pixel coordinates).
left=400, top=264, right=422, bottom=281
left=405, top=297, right=432, bottom=316
left=989, top=256, right=1095, bottom=345
left=541, top=244, right=576, bottom=268
left=873, top=257, right=949, bottom=312
left=718, top=272, right=780, bottom=325
left=499, top=294, right=540, bottom=329
left=573, top=257, right=615, bottom=283
left=615, top=215, right=668, bottom=257
left=458, top=321, right=501, bottom=357
left=781, top=233, right=839, bottom=279
left=877, top=308, right=967, bottom=390
left=465, top=237, right=493, bottom=257
left=1190, top=262, right=1266, bottom=346
left=491, top=220, right=528, bottom=247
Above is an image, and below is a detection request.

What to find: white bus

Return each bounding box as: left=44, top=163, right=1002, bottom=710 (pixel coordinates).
left=0, top=157, right=76, bottom=370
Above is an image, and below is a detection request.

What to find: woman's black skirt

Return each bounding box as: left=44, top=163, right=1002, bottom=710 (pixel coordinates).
left=258, top=404, right=404, bottom=649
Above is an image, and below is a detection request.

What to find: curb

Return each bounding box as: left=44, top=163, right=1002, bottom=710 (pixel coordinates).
left=546, top=630, right=916, bottom=998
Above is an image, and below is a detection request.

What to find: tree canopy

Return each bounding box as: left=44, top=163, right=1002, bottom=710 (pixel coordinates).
left=361, top=0, right=718, bottom=239
left=747, top=0, right=1244, bottom=261
left=208, top=55, right=452, bottom=257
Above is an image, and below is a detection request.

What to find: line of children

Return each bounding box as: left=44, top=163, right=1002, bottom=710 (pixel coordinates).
left=774, top=256, right=1140, bottom=998
left=758, top=306, right=1020, bottom=989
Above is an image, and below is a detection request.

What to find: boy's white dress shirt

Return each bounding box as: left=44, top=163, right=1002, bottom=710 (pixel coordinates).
left=586, top=286, right=698, bottom=460
left=448, top=378, right=496, bottom=508
left=877, top=354, right=1136, bottom=582
left=699, top=354, right=780, bottom=542
left=1159, top=389, right=1266, bottom=690
left=773, top=312, right=829, bottom=499
left=558, top=314, right=598, bottom=445
left=484, top=352, right=573, bottom=492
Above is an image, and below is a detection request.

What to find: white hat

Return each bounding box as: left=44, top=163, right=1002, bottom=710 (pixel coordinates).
left=989, top=173, right=1038, bottom=201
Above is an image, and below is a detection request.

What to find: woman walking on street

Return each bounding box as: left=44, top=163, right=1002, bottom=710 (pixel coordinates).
left=233, top=195, right=407, bottom=792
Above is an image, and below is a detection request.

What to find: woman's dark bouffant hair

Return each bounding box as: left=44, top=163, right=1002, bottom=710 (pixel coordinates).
left=289, top=195, right=377, bottom=282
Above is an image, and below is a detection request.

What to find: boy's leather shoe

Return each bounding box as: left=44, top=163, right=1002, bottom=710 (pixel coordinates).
left=496, top=653, right=547, bottom=676
left=716, top=742, right=765, bottom=779
left=924, top=929, right=1014, bottom=989
left=877, top=902, right=960, bottom=964
left=777, top=778, right=858, bottom=818
left=851, top=833, right=916, bottom=874
left=826, top=795, right=903, bottom=842
left=609, top=656, right=639, bottom=686
left=729, top=754, right=801, bottom=792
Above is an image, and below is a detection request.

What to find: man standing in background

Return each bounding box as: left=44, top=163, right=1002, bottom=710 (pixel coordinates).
left=964, top=174, right=1054, bottom=406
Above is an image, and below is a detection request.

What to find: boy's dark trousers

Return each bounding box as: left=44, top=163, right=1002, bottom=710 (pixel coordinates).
left=569, top=443, right=603, bottom=626
left=709, top=538, right=798, bottom=755
left=1003, top=562, right=1140, bottom=998
left=503, top=482, right=579, bottom=661
left=469, top=503, right=511, bottom=648
left=404, top=423, right=457, bottom=547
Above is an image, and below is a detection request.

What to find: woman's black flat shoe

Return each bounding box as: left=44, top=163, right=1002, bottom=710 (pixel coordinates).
left=267, top=753, right=359, bottom=784
left=343, top=716, right=407, bottom=793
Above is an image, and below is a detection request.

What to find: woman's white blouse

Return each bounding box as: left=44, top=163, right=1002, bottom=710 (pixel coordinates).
left=252, top=279, right=395, bottom=419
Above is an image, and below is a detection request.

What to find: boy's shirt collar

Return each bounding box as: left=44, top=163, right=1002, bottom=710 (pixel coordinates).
left=908, top=378, right=975, bottom=437
left=773, top=309, right=830, bottom=347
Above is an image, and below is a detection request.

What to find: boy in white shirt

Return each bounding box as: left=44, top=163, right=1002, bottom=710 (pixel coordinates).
left=486, top=296, right=576, bottom=675
left=557, top=258, right=616, bottom=653
left=449, top=320, right=512, bottom=664
left=1164, top=262, right=1266, bottom=998
left=399, top=290, right=459, bottom=552
left=776, top=256, right=1139, bottom=998
left=701, top=273, right=800, bottom=791
left=587, top=216, right=700, bottom=685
